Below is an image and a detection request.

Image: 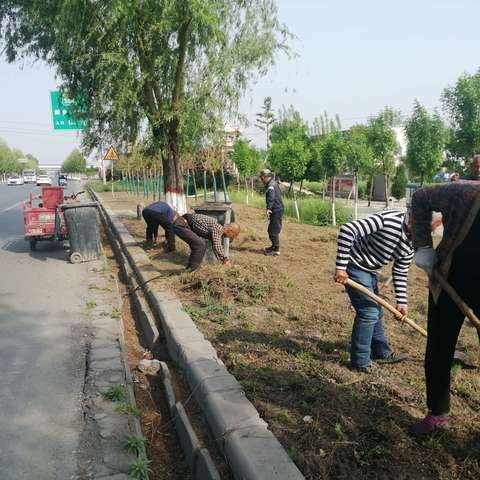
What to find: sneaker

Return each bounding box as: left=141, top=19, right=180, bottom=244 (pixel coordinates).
left=265, top=249, right=280, bottom=256
left=409, top=413, right=449, bottom=437
left=375, top=352, right=408, bottom=364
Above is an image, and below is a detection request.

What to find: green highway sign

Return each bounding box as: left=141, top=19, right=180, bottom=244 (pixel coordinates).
left=50, top=90, right=86, bottom=130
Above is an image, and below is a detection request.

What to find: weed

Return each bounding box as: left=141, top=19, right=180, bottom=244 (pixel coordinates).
left=124, top=435, right=147, bottom=455
left=85, top=301, right=97, bottom=310
left=296, top=350, right=314, bottom=362
left=288, top=446, right=305, bottom=469
left=129, top=457, right=151, bottom=480
left=424, top=435, right=443, bottom=450
left=334, top=422, right=344, bottom=439
left=103, top=384, right=125, bottom=402
left=110, top=308, right=121, bottom=319
left=116, top=403, right=142, bottom=417
left=88, top=283, right=100, bottom=290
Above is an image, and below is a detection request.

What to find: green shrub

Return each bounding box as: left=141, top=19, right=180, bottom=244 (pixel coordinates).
left=229, top=189, right=352, bottom=225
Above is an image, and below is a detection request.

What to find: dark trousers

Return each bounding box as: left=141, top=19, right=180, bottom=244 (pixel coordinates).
left=142, top=209, right=205, bottom=268
left=425, top=260, right=480, bottom=415
left=142, top=209, right=174, bottom=247
left=173, top=217, right=206, bottom=269
left=268, top=210, right=283, bottom=250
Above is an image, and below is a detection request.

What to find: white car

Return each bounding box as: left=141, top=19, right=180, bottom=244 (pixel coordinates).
left=36, top=174, right=52, bottom=186
left=7, top=175, right=24, bottom=186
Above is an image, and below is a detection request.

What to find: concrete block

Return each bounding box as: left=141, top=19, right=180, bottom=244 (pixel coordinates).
left=90, top=346, right=120, bottom=363
left=159, top=362, right=176, bottom=414
left=174, top=402, right=201, bottom=469
left=224, top=426, right=304, bottom=480
left=90, top=356, right=124, bottom=373
left=193, top=448, right=221, bottom=480
left=203, top=389, right=266, bottom=442
left=131, top=293, right=160, bottom=348
left=177, top=341, right=220, bottom=370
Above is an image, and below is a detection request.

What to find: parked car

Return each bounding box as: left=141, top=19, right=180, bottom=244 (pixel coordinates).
left=36, top=174, right=52, bottom=186
left=7, top=174, right=24, bottom=186
left=58, top=175, right=68, bottom=186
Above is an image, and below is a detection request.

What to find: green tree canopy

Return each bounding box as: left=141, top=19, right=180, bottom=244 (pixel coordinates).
left=345, top=124, right=374, bottom=175
left=442, top=69, right=480, bottom=159
left=62, top=149, right=86, bottom=173
left=405, top=100, right=446, bottom=185
left=318, top=131, right=347, bottom=178
left=269, top=107, right=310, bottom=182
left=0, top=1, right=289, bottom=211
left=255, top=97, right=275, bottom=149
left=232, top=139, right=262, bottom=179
left=391, top=162, right=408, bottom=200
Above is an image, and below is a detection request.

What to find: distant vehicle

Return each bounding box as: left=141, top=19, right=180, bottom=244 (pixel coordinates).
left=58, top=175, right=68, bottom=186
left=22, top=169, right=37, bottom=184
left=7, top=174, right=24, bottom=186
left=36, top=174, right=52, bottom=186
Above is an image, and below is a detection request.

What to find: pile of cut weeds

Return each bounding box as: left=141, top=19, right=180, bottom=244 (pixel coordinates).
left=115, top=197, right=480, bottom=480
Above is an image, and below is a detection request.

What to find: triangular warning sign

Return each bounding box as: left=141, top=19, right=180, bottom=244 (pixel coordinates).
left=104, top=146, right=119, bottom=161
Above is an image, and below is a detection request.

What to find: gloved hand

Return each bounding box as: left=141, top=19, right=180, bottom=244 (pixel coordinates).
left=415, top=246, right=437, bottom=276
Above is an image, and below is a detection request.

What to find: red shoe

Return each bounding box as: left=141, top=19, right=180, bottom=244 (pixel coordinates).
left=409, top=413, right=448, bottom=437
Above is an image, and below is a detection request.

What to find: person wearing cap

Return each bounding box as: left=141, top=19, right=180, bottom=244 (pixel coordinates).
left=259, top=169, right=284, bottom=256
left=183, top=213, right=240, bottom=266
left=142, top=201, right=206, bottom=271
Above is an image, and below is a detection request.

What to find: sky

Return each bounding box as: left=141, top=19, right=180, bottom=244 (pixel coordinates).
left=1, top=0, right=480, bottom=164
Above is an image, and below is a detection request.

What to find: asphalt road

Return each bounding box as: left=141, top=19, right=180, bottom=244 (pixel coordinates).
left=0, top=181, right=89, bottom=479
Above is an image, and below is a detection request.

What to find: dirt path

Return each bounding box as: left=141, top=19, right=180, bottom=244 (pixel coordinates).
left=101, top=192, right=480, bottom=479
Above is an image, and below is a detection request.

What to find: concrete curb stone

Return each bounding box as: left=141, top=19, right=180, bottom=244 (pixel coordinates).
left=92, top=190, right=305, bottom=480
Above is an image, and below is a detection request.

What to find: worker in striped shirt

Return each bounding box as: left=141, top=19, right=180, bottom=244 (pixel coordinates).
left=334, top=210, right=414, bottom=372
left=183, top=213, right=240, bottom=266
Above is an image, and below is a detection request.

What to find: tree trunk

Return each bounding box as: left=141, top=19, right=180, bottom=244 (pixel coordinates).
left=331, top=176, right=336, bottom=226
left=384, top=173, right=389, bottom=208
left=288, top=181, right=293, bottom=195
left=354, top=171, right=359, bottom=221
left=368, top=175, right=374, bottom=207
left=322, top=173, right=326, bottom=201
left=299, top=179, right=304, bottom=195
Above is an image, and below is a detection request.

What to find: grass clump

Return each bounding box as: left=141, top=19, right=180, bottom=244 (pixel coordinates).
left=103, top=384, right=125, bottom=402
left=116, top=402, right=142, bottom=417
left=124, top=435, right=147, bottom=455
left=129, top=457, right=151, bottom=480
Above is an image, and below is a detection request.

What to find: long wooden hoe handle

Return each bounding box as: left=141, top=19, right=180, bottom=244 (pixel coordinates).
left=344, top=278, right=428, bottom=337
left=433, top=270, right=480, bottom=332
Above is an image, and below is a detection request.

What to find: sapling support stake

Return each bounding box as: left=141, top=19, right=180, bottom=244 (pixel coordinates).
left=221, top=167, right=229, bottom=202
left=212, top=171, right=218, bottom=202
left=203, top=170, right=207, bottom=202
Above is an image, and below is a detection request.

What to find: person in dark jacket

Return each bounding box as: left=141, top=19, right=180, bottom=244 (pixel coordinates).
left=142, top=201, right=206, bottom=271
left=409, top=182, right=480, bottom=436
left=259, top=169, right=284, bottom=256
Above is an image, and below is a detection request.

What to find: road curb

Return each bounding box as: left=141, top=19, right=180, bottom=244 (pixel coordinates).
left=90, top=189, right=305, bottom=480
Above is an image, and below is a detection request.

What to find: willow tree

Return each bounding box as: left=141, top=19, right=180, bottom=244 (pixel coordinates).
left=0, top=1, right=289, bottom=212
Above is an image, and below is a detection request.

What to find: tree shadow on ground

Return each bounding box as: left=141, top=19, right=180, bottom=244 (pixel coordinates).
left=212, top=326, right=480, bottom=480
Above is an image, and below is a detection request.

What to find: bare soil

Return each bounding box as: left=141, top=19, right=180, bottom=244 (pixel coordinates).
left=104, top=192, right=480, bottom=480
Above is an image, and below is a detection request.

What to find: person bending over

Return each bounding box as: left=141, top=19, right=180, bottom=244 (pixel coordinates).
left=142, top=201, right=206, bottom=271
left=184, top=213, right=240, bottom=266
left=334, top=210, right=414, bottom=372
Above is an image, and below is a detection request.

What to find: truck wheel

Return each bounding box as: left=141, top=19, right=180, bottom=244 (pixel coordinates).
left=29, top=240, right=37, bottom=251
left=69, top=252, right=83, bottom=264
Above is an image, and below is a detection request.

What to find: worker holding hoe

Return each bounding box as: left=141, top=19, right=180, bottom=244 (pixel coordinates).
left=334, top=211, right=414, bottom=372
left=259, top=169, right=284, bottom=256
left=142, top=201, right=206, bottom=271
left=409, top=181, right=480, bottom=436
left=183, top=213, right=240, bottom=266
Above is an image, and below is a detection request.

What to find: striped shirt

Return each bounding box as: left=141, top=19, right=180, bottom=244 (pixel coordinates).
left=185, top=214, right=227, bottom=261
left=336, top=210, right=414, bottom=306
